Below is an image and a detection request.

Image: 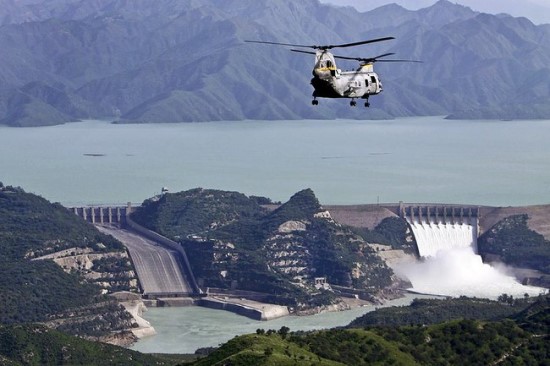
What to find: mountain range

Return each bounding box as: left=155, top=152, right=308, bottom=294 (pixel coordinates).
left=1, top=0, right=550, bottom=126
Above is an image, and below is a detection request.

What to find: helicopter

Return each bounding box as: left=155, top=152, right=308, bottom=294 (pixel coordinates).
left=245, top=37, right=420, bottom=107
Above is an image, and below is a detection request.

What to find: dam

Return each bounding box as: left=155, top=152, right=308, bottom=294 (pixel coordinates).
left=400, top=205, right=479, bottom=257
left=71, top=204, right=201, bottom=298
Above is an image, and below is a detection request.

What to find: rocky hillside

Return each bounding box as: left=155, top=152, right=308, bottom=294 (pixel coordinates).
left=1, top=0, right=550, bottom=126
left=131, top=188, right=396, bottom=308
left=0, top=183, right=139, bottom=340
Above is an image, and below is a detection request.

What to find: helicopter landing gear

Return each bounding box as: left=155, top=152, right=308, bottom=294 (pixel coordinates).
left=364, top=96, right=370, bottom=108
left=350, top=99, right=357, bottom=107
left=312, top=98, right=319, bottom=106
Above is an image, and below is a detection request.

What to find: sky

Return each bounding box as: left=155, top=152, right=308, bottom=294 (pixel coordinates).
left=320, top=0, right=550, bottom=25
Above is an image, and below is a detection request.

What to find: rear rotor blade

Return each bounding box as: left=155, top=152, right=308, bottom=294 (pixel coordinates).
left=333, top=52, right=422, bottom=64
left=375, top=59, right=423, bottom=63
left=332, top=52, right=395, bottom=62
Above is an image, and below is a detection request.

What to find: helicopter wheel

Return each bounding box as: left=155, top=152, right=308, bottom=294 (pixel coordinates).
left=364, top=101, right=370, bottom=108
left=312, top=99, right=319, bottom=106
left=350, top=100, right=357, bottom=107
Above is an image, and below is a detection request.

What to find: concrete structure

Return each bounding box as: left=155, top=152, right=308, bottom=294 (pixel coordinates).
left=72, top=204, right=200, bottom=297
left=398, top=203, right=480, bottom=225
left=399, top=204, right=480, bottom=257
left=72, top=205, right=127, bottom=225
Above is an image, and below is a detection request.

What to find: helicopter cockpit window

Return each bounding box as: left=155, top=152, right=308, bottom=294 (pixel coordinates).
left=327, top=60, right=333, bottom=68
left=371, top=76, right=377, bottom=84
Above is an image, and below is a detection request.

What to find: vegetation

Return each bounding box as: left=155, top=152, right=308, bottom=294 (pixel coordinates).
left=190, top=330, right=342, bottom=366
left=353, top=217, right=416, bottom=254
left=189, top=295, right=550, bottom=366
left=2, top=1, right=550, bottom=126
left=348, top=296, right=532, bottom=328
left=0, top=324, right=171, bottom=365
left=131, top=188, right=268, bottom=239
left=0, top=186, right=123, bottom=260
left=0, top=185, right=134, bottom=337
left=478, top=214, right=550, bottom=273
left=132, top=188, right=394, bottom=307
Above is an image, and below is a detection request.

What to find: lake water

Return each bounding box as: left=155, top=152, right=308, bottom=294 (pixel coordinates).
left=2, top=116, right=550, bottom=354
left=1, top=116, right=550, bottom=207
left=131, top=294, right=429, bottom=354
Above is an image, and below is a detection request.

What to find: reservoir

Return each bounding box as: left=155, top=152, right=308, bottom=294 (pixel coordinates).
left=131, top=294, right=429, bottom=354
left=2, top=116, right=550, bottom=353
left=1, top=116, right=549, bottom=207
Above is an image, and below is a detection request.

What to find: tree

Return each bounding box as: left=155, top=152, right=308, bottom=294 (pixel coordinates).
left=278, top=326, right=290, bottom=339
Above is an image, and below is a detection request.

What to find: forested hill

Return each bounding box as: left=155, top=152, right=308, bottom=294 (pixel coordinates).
left=0, top=183, right=137, bottom=339
left=131, top=188, right=395, bottom=308
left=187, top=295, right=549, bottom=366
left=1, top=0, right=550, bottom=126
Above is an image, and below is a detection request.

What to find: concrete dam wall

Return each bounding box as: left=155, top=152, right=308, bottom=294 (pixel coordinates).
left=401, top=205, right=479, bottom=258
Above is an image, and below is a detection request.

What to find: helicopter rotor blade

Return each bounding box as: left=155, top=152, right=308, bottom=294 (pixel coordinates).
left=246, top=36, right=394, bottom=50
left=332, top=52, right=396, bottom=62
left=245, top=40, right=316, bottom=48
left=334, top=53, right=422, bottom=64
left=290, top=49, right=422, bottom=64
left=328, top=37, right=394, bottom=49
left=290, top=49, right=318, bottom=56
left=374, top=59, right=423, bottom=63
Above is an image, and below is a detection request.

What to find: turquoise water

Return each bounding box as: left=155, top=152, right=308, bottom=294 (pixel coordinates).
left=1, top=116, right=549, bottom=206
left=2, top=116, right=550, bottom=354
left=131, top=294, right=427, bottom=354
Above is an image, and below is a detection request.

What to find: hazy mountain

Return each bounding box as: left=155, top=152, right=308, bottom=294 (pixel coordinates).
left=1, top=0, right=550, bottom=126
left=322, top=0, right=550, bottom=25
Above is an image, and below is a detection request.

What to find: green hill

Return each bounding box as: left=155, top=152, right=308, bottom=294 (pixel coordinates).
left=478, top=214, right=550, bottom=274
left=2, top=0, right=550, bottom=125
left=131, top=188, right=394, bottom=308
left=189, top=295, right=550, bottom=366
left=0, top=324, right=171, bottom=366
left=348, top=296, right=531, bottom=328
left=0, top=184, right=137, bottom=338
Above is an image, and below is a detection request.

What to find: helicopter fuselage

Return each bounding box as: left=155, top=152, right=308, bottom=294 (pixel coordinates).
left=244, top=37, right=416, bottom=108
left=310, top=50, right=382, bottom=106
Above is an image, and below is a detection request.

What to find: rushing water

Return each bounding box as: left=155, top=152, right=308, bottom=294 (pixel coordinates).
left=407, top=220, right=477, bottom=258
left=1, top=117, right=550, bottom=207
left=401, top=216, right=545, bottom=298
left=2, top=116, right=550, bottom=353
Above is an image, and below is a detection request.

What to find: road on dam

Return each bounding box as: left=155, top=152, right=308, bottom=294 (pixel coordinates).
left=96, top=225, right=192, bottom=295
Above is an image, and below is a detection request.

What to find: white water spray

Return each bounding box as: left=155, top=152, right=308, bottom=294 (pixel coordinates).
left=409, top=220, right=477, bottom=257
left=400, top=210, right=546, bottom=298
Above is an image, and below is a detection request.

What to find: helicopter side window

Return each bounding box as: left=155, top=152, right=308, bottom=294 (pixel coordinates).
left=364, top=79, right=369, bottom=86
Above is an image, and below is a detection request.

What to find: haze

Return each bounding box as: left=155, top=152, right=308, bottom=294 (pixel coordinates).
left=321, top=0, right=550, bottom=24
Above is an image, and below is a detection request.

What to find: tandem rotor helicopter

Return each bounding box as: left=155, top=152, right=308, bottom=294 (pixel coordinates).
left=245, top=36, right=420, bottom=107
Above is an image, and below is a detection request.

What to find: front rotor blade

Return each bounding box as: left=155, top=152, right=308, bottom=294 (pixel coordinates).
left=290, top=49, right=318, bottom=56
left=245, top=40, right=314, bottom=48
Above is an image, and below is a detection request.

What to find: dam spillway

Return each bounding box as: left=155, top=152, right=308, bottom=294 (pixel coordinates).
left=401, top=205, right=479, bottom=257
